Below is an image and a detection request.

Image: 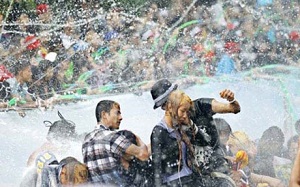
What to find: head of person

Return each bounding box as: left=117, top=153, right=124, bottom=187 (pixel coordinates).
left=227, top=131, right=257, bottom=158
left=59, top=157, right=88, bottom=186
left=214, top=118, right=232, bottom=145
left=151, top=79, right=178, bottom=110
left=10, top=58, right=32, bottom=83
left=165, top=90, right=193, bottom=127
left=257, top=126, right=285, bottom=156
left=95, top=100, right=122, bottom=130
left=287, top=135, right=299, bottom=160
left=46, top=119, right=77, bottom=143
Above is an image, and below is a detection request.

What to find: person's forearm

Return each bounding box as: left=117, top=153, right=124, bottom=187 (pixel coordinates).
left=0, top=102, right=7, bottom=108
left=211, top=99, right=241, bottom=114
left=135, top=135, right=150, bottom=161
left=137, top=143, right=149, bottom=161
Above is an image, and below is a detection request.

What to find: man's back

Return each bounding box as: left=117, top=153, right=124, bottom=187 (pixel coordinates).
left=82, top=124, right=131, bottom=185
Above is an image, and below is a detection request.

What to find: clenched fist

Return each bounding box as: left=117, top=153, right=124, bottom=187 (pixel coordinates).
left=220, top=89, right=235, bottom=102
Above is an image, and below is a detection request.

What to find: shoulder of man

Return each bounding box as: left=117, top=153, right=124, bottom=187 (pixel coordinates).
left=83, top=127, right=113, bottom=141
left=192, top=98, right=214, bottom=116
left=35, top=151, right=59, bottom=174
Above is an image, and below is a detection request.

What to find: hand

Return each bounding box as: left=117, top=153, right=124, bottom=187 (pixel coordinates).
left=230, top=170, right=242, bottom=186
left=225, top=156, right=235, bottom=163
left=219, top=89, right=235, bottom=102
left=120, top=157, right=130, bottom=170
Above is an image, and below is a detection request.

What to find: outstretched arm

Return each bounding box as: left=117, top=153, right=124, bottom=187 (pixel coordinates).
left=251, top=173, right=285, bottom=187
left=289, top=138, right=300, bottom=187
left=211, top=89, right=241, bottom=114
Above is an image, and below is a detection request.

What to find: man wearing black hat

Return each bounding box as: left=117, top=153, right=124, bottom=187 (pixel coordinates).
left=150, top=79, right=240, bottom=186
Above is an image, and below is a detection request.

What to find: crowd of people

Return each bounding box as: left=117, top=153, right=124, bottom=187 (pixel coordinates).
left=20, top=78, right=300, bottom=187
left=0, top=0, right=300, bottom=111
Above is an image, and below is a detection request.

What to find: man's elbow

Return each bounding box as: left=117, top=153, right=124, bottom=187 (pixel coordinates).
left=233, top=106, right=241, bottom=114
left=231, top=102, right=241, bottom=114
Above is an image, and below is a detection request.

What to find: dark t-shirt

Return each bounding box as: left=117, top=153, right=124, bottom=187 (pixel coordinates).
left=189, top=98, right=229, bottom=175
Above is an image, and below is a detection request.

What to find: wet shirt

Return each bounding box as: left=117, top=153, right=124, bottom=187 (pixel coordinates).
left=82, top=124, right=132, bottom=184
left=151, top=119, right=193, bottom=186
left=189, top=98, right=229, bottom=174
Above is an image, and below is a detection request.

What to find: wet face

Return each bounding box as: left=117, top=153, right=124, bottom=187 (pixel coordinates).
left=228, top=143, right=239, bottom=155
left=105, top=104, right=122, bottom=129
left=22, top=66, right=33, bottom=82
left=60, top=165, right=88, bottom=186
left=219, top=131, right=230, bottom=145
left=177, top=101, right=191, bottom=126
left=60, top=167, right=70, bottom=185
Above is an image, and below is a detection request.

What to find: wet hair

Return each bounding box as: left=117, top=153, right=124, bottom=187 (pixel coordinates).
left=260, top=126, right=285, bottom=143
left=228, top=131, right=256, bottom=152
left=214, top=118, right=232, bottom=135
left=166, top=90, right=193, bottom=121
left=257, top=126, right=285, bottom=156
left=59, top=157, right=88, bottom=185
left=60, top=157, right=79, bottom=166
left=95, top=100, right=120, bottom=123
left=45, top=112, right=77, bottom=142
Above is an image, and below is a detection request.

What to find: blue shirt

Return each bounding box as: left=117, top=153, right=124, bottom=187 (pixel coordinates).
left=216, top=54, right=236, bottom=75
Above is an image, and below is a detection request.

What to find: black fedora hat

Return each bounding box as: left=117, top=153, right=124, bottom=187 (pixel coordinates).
left=151, top=79, right=178, bottom=109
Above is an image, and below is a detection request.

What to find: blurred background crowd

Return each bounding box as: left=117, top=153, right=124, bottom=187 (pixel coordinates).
left=0, top=0, right=299, bottom=105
